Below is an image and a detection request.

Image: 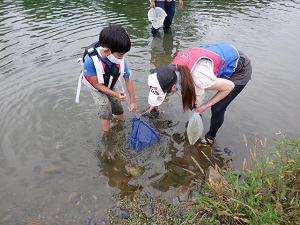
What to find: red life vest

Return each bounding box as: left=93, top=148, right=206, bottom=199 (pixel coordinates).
left=172, top=43, right=239, bottom=79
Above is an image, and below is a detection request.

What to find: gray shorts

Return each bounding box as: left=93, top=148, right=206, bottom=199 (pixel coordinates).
left=90, top=88, right=123, bottom=120
left=230, top=50, right=252, bottom=85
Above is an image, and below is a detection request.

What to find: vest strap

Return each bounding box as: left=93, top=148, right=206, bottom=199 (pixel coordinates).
left=75, top=70, right=83, bottom=103
left=90, top=54, right=104, bottom=84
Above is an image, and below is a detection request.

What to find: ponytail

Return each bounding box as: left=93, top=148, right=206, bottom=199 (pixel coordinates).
left=177, top=65, right=196, bottom=111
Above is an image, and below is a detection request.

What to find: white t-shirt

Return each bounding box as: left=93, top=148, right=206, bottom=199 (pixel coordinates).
left=191, top=58, right=216, bottom=107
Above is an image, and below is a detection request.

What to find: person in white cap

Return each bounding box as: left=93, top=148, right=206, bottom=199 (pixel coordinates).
left=149, top=0, right=183, bottom=34
left=148, top=43, right=252, bottom=145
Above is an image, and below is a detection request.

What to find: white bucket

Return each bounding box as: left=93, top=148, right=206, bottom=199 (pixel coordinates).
left=148, top=7, right=167, bottom=29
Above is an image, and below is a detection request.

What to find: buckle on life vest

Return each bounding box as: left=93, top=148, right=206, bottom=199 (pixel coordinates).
left=87, top=48, right=95, bottom=54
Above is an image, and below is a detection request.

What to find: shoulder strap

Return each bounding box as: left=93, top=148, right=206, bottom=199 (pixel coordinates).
left=82, top=41, right=100, bottom=62
left=83, top=42, right=105, bottom=84
left=89, top=51, right=105, bottom=84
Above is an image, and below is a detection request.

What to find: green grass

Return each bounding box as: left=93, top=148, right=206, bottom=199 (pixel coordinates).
left=107, top=134, right=300, bottom=225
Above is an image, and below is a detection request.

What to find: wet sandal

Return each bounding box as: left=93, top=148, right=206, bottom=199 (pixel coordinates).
left=200, top=134, right=215, bottom=146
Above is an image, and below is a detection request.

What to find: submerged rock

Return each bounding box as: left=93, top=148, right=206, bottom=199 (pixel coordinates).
left=41, top=164, right=63, bottom=175
left=68, top=191, right=81, bottom=203
left=172, top=196, right=181, bottom=206
left=141, top=204, right=153, bottom=217
left=205, top=166, right=223, bottom=184
left=125, top=165, right=142, bottom=177
left=224, top=147, right=234, bottom=156
left=111, top=205, right=130, bottom=219
left=177, top=186, right=191, bottom=202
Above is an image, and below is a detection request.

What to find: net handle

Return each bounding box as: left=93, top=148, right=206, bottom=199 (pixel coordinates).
left=119, top=78, right=140, bottom=119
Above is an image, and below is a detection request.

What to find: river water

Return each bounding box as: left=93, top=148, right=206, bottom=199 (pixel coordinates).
left=1, top=0, right=299, bottom=223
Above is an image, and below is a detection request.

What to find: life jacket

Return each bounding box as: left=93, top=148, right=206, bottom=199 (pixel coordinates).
left=75, top=41, right=125, bottom=103
left=172, top=43, right=239, bottom=79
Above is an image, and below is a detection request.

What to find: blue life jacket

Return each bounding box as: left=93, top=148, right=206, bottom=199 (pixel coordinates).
left=172, top=43, right=239, bottom=79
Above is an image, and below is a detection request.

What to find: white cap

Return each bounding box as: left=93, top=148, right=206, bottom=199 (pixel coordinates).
left=148, top=72, right=167, bottom=106
left=148, top=66, right=177, bottom=106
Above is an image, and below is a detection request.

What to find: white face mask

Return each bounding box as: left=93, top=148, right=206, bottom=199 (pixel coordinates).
left=107, top=51, right=123, bottom=64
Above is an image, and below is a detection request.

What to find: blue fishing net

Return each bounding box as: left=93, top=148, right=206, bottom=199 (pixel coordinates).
left=128, top=117, right=160, bottom=151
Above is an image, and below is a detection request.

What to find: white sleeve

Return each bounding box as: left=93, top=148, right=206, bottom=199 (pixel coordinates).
left=191, top=58, right=217, bottom=106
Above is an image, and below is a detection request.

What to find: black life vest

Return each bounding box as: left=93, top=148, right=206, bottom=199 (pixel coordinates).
left=83, top=41, right=123, bottom=90
left=75, top=42, right=125, bottom=103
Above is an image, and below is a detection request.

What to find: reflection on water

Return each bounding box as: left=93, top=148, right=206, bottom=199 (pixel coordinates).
left=1, top=0, right=300, bottom=222
left=150, top=29, right=180, bottom=67
left=95, top=112, right=227, bottom=199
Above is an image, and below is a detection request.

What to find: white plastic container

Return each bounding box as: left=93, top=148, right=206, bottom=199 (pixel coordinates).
left=148, top=7, right=167, bottom=29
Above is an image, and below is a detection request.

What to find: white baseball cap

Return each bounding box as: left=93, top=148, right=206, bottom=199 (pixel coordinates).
left=148, top=66, right=177, bottom=106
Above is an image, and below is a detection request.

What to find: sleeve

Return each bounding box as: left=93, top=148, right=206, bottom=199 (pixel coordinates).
left=122, top=59, right=131, bottom=78
left=83, top=54, right=97, bottom=76
left=192, top=58, right=217, bottom=106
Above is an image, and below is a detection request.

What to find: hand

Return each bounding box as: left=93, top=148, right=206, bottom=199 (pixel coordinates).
left=128, top=102, right=138, bottom=113
left=118, top=92, right=127, bottom=102
left=178, top=0, right=183, bottom=9
left=148, top=105, right=159, bottom=113
left=150, top=1, right=155, bottom=8
left=194, top=104, right=207, bottom=114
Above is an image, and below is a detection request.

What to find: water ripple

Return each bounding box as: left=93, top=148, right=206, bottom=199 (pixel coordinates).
left=0, top=0, right=300, bottom=221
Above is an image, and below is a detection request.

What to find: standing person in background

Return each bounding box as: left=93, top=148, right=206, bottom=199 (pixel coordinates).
left=149, top=0, right=183, bottom=35
left=76, top=25, right=137, bottom=134
left=147, top=43, right=252, bottom=145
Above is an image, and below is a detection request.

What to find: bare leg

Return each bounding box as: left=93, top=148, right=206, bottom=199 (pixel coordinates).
left=101, top=119, right=111, bottom=133
left=116, top=114, right=125, bottom=122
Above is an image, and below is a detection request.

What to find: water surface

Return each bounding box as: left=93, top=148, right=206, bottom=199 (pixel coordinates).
left=0, top=0, right=299, bottom=223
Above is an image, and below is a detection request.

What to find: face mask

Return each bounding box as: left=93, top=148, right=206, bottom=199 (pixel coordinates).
left=175, top=70, right=182, bottom=90
left=107, top=51, right=123, bottom=64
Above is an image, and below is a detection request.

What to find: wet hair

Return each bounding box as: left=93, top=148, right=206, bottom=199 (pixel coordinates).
left=99, top=25, right=131, bottom=53
left=169, top=65, right=196, bottom=111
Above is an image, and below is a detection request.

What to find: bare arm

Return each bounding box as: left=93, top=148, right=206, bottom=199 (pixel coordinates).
left=194, top=78, right=234, bottom=114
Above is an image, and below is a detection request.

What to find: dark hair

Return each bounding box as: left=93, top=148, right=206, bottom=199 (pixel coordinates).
left=153, top=66, right=177, bottom=94
left=170, top=65, right=196, bottom=111
left=99, top=25, right=131, bottom=53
